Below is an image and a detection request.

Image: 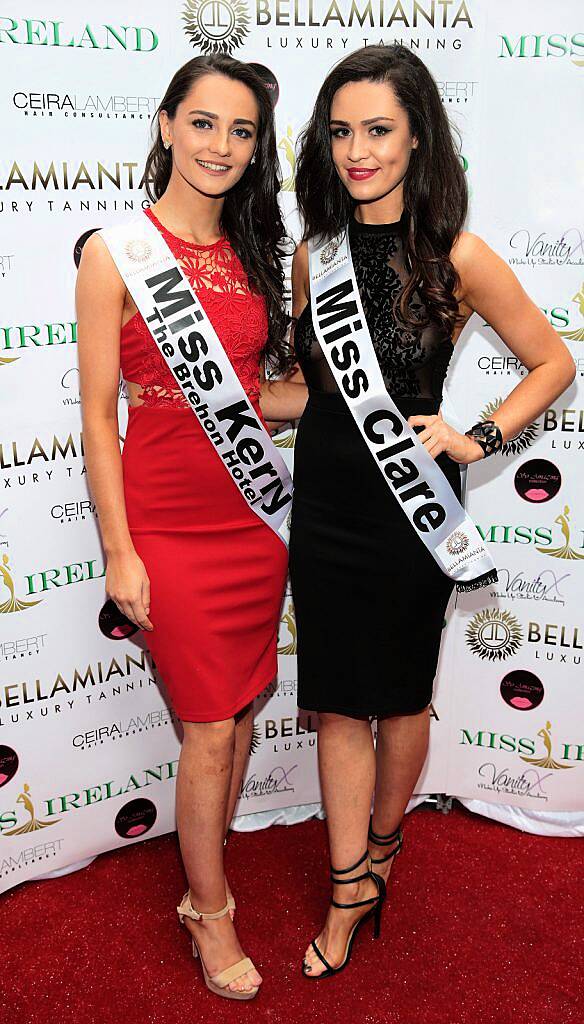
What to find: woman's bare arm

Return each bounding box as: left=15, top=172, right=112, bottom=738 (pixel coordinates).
left=410, top=233, right=576, bottom=464
left=76, top=234, right=153, bottom=630
left=453, top=232, right=576, bottom=440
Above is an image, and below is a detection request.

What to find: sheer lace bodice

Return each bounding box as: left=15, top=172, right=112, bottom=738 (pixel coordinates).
left=120, top=208, right=267, bottom=408
left=294, top=216, right=453, bottom=400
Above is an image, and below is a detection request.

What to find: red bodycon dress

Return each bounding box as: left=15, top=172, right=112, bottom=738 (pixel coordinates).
left=119, top=209, right=288, bottom=722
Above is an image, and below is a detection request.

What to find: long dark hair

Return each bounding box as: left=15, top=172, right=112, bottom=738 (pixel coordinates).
left=295, top=45, right=467, bottom=339
left=144, top=55, right=291, bottom=372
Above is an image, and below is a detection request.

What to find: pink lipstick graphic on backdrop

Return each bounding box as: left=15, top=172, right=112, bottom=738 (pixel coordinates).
left=510, top=696, right=535, bottom=710
left=0, top=746, right=19, bottom=788
left=514, top=459, right=562, bottom=504
left=114, top=798, right=157, bottom=839
left=524, top=488, right=551, bottom=502
left=500, top=670, right=544, bottom=711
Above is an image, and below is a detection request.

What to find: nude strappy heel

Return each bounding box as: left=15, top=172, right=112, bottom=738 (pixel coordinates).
left=224, top=835, right=236, bottom=917
left=177, top=891, right=258, bottom=1001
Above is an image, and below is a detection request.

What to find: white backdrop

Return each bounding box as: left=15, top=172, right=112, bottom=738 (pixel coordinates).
left=1, top=0, right=583, bottom=894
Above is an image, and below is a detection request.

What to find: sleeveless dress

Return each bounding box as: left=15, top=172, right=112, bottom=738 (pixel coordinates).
left=289, top=215, right=461, bottom=717
left=119, top=208, right=287, bottom=722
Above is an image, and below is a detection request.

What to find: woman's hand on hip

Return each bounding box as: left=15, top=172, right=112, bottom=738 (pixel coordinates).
left=407, top=411, right=484, bottom=465
left=106, top=551, right=153, bottom=631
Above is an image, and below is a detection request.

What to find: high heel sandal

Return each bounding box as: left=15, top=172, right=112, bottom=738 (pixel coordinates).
left=368, top=818, right=403, bottom=879
left=177, top=892, right=259, bottom=1001
left=302, top=851, right=386, bottom=980
left=224, top=835, right=236, bottom=917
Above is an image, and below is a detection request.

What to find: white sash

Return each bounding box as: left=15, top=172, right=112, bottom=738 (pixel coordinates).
left=101, top=214, right=292, bottom=547
left=308, top=230, right=497, bottom=591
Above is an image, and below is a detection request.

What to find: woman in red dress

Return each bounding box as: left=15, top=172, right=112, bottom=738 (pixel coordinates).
left=77, top=56, right=306, bottom=1000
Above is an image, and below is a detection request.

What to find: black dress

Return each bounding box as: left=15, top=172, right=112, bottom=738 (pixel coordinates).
left=289, top=216, right=461, bottom=718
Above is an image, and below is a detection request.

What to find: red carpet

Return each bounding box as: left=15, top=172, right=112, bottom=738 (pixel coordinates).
left=2, top=804, right=581, bottom=1024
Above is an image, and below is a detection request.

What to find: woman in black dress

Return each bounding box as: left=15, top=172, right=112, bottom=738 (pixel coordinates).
left=289, top=45, right=575, bottom=978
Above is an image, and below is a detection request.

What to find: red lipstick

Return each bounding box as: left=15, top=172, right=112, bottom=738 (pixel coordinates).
left=347, top=167, right=379, bottom=181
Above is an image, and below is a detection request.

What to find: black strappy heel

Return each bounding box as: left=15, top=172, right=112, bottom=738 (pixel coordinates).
left=302, top=850, right=386, bottom=980
left=368, top=818, right=403, bottom=878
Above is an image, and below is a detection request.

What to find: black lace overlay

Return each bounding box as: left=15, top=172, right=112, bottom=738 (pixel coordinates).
left=294, top=216, right=453, bottom=400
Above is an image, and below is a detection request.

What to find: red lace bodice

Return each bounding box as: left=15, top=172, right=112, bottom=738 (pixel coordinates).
left=120, top=208, right=268, bottom=408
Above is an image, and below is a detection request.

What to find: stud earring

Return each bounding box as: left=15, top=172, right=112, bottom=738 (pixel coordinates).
left=164, top=139, right=171, bottom=150
left=251, top=153, right=256, bottom=165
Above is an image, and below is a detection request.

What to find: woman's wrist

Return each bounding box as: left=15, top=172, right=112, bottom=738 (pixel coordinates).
left=464, top=419, right=503, bottom=459
left=463, top=434, right=486, bottom=463
left=104, top=542, right=136, bottom=560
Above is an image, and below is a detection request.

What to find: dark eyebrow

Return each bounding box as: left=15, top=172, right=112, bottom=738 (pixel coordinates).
left=188, top=108, right=257, bottom=128
left=329, top=116, right=397, bottom=126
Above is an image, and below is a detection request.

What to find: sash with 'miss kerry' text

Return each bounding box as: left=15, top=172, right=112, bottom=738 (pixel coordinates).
left=101, top=214, right=292, bottom=547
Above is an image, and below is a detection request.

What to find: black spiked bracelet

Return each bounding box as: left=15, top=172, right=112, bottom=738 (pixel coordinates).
left=465, top=419, right=503, bottom=458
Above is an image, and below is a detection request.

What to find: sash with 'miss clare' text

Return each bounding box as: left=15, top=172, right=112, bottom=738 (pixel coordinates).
left=308, top=229, right=497, bottom=591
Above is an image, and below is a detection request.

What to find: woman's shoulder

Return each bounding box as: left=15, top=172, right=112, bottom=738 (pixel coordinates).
left=450, top=230, right=491, bottom=270
left=79, top=229, right=118, bottom=272
left=450, top=230, right=513, bottom=303
left=78, top=212, right=150, bottom=281
left=76, top=229, right=126, bottom=305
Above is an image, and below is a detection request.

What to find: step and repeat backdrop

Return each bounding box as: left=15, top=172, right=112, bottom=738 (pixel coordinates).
left=1, top=0, right=583, bottom=892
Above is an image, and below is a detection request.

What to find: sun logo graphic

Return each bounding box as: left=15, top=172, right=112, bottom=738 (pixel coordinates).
left=249, top=724, right=261, bottom=756
left=278, top=126, right=296, bottom=192
left=465, top=608, right=523, bottom=661
left=480, top=398, right=539, bottom=455
left=182, top=0, right=250, bottom=56
left=277, top=600, right=297, bottom=655
left=124, top=239, right=152, bottom=264
left=446, top=530, right=469, bottom=556
left=319, top=238, right=342, bottom=267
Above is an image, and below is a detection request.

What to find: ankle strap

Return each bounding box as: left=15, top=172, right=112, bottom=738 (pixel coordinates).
left=177, top=891, right=230, bottom=923
left=330, top=850, right=370, bottom=885
left=331, top=870, right=383, bottom=911
left=368, top=818, right=403, bottom=844
left=368, top=819, right=403, bottom=866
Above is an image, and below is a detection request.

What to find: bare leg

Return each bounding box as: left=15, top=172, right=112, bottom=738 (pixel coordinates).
left=176, top=718, right=261, bottom=993
left=225, top=701, right=254, bottom=831
left=368, top=708, right=430, bottom=885
left=303, top=712, right=379, bottom=978
left=222, top=702, right=254, bottom=910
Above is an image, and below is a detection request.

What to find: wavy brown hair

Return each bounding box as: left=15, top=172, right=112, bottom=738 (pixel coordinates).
left=295, top=45, right=467, bottom=339
left=144, top=55, right=292, bottom=372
